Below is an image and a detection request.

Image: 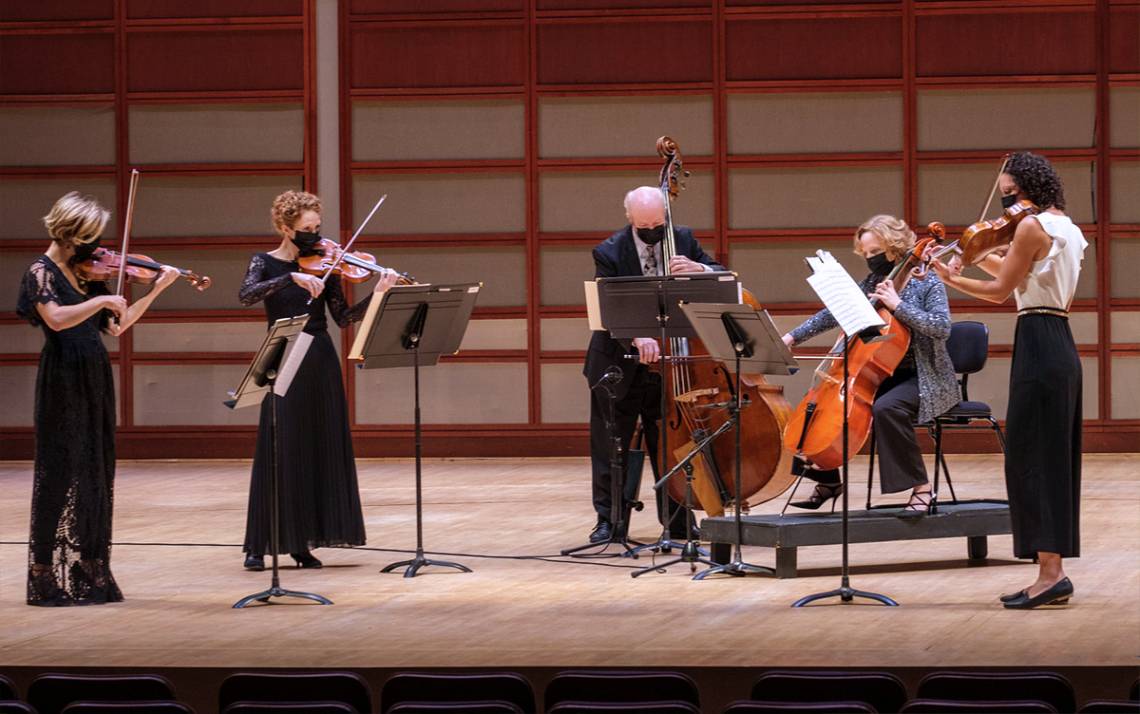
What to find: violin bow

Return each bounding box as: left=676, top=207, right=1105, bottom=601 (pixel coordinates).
left=976, top=154, right=1011, bottom=224
left=116, top=169, right=141, bottom=299
left=305, top=193, right=387, bottom=305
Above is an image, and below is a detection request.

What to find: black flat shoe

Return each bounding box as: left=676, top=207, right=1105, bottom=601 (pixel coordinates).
left=999, top=588, right=1070, bottom=605
left=1003, top=577, right=1073, bottom=609
left=588, top=519, right=613, bottom=544
left=243, top=554, right=265, bottom=571
left=790, top=482, right=843, bottom=511
left=290, top=551, right=323, bottom=569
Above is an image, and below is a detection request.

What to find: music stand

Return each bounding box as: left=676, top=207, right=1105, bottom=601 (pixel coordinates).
left=350, top=282, right=480, bottom=577
left=227, top=315, right=333, bottom=608
left=677, top=302, right=798, bottom=579
left=590, top=272, right=741, bottom=573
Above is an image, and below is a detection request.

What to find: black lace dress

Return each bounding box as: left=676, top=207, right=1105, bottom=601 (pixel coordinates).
left=238, top=253, right=370, bottom=556
left=17, top=257, right=123, bottom=606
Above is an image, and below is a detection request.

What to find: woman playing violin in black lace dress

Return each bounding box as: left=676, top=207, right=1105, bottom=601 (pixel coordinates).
left=238, top=190, right=399, bottom=571
left=18, top=192, right=179, bottom=606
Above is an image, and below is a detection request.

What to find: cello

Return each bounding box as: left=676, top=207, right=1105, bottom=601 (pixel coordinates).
left=654, top=136, right=796, bottom=517
left=782, top=225, right=943, bottom=471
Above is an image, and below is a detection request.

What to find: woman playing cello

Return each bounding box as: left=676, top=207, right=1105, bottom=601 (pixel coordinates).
left=782, top=215, right=960, bottom=515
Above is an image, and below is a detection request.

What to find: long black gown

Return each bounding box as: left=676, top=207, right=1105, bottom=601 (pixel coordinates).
left=18, top=256, right=122, bottom=606
left=238, top=253, right=369, bottom=556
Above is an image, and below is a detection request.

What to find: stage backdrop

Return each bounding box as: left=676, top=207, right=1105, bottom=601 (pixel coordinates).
left=0, top=0, right=1136, bottom=458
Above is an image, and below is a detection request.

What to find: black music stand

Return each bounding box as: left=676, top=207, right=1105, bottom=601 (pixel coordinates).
left=226, top=315, right=333, bottom=608
left=677, top=302, right=798, bottom=579
left=352, top=283, right=480, bottom=578
left=592, top=272, right=741, bottom=574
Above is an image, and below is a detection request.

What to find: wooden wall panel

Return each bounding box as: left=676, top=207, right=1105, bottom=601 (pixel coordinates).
left=126, top=0, right=304, bottom=18
left=350, top=0, right=524, bottom=12
left=0, top=34, right=115, bottom=95
left=127, top=30, right=304, bottom=93
left=0, top=1, right=113, bottom=21
left=726, top=17, right=901, bottom=81
left=1109, top=6, right=1139, bottom=74
left=537, top=20, right=712, bottom=85
left=350, top=23, right=525, bottom=89
left=915, top=12, right=1096, bottom=77
left=541, top=0, right=707, bottom=8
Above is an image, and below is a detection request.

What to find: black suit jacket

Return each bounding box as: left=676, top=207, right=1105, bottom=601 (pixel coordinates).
left=583, top=225, right=725, bottom=401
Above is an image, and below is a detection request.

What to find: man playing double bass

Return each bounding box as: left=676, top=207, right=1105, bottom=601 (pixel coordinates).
left=582, top=185, right=725, bottom=544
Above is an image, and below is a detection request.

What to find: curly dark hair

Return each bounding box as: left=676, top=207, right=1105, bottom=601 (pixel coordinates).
left=1004, top=151, right=1065, bottom=210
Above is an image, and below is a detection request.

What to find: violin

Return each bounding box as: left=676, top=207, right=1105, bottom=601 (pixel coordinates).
left=76, top=247, right=212, bottom=291
left=297, top=237, right=415, bottom=285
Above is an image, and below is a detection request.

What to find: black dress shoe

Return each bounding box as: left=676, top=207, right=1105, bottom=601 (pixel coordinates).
left=589, top=519, right=613, bottom=544
left=290, top=551, right=323, bottom=569
left=790, top=482, right=843, bottom=511
left=243, top=554, right=265, bottom=571
left=1003, top=577, right=1073, bottom=609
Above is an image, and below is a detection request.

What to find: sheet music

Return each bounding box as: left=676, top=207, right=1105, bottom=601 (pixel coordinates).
left=275, top=331, right=312, bottom=396
left=584, top=280, right=603, bottom=331
left=804, top=250, right=885, bottom=336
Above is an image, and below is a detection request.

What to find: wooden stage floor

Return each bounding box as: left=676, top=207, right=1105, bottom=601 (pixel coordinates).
left=1, top=454, right=1137, bottom=672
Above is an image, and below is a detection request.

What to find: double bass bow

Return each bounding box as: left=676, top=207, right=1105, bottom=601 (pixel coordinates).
left=654, top=136, right=796, bottom=518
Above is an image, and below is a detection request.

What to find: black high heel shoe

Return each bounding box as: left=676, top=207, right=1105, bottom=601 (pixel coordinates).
left=897, top=490, right=933, bottom=519
left=243, top=554, right=265, bottom=571
left=290, top=551, right=322, bottom=569
left=790, top=482, right=843, bottom=511
left=1003, top=577, right=1073, bottom=609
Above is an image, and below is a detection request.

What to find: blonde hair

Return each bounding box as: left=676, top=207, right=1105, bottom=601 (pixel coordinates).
left=42, top=192, right=110, bottom=246
left=854, top=214, right=915, bottom=261
left=271, top=190, right=321, bottom=236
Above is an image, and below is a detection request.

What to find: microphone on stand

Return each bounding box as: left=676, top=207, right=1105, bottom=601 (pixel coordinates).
left=592, top=365, right=624, bottom=392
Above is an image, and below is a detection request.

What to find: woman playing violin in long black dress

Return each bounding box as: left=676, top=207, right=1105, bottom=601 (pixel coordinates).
left=238, top=190, right=399, bottom=571
left=18, top=192, right=179, bottom=606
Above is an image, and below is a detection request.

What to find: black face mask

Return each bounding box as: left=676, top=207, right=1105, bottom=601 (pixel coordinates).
left=69, top=237, right=101, bottom=265
left=637, top=224, right=666, bottom=246
left=1001, top=194, right=1019, bottom=210
left=291, top=229, right=323, bottom=257
left=866, top=252, right=894, bottom=275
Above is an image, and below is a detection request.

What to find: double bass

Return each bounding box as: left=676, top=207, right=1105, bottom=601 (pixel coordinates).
left=654, top=137, right=796, bottom=517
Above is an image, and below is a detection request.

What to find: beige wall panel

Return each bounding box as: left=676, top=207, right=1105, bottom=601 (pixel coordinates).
left=1110, top=357, right=1140, bottom=419
left=1110, top=311, right=1140, bottom=343
left=917, top=89, right=1096, bottom=151
left=129, top=104, right=304, bottom=164
left=540, top=246, right=596, bottom=306
left=132, top=176, right=301, bottom=237
left=541, top=362, right=590, bottom=423
left=770, top=313, right=844, bottom=348
left=950, top=311, right=1098, bottom=346
left=0, top=324, right=53, bottom=354
left=0, top=106, right=115, bottom=166
left=134, top=364, right=258, bottom=426
left=918, top=162, right=1095, bottom=226
left=728, top=92, right=902, bottom=154
left=140, top=249, right=260, bottom=311
left=1110, top=87, right=1140, bottom=148
left=352, top=173, right=525, bottom=233
left=1073, top=238, right=1098, bottom=301
left=539, top=95, right=714, bottom=158
left=132, top=321, right=269, bottom=353
left=0, top=365, right=39, bottom=427
left=540, top=171, right=716, bottom=232
left=729, top=242, right=866, bottom=304
left=1110, top=238, right=1140, bottom=299
left=1110, top=162, right=1140, bottom=224
left=374, top=246, right=525, bottom=307
left=966, top=356, right=1098, bottom=421
left=541, top=317, right=591, bottom=351
left=729, top=167, right=903, bottom=229
left=765, top=362, right=817, bottom=413
left=459, top=318, right=528, bottom=351
left=0, top=178, right=116, bottom=240
left=355, top=362, right=528, bottom=425
left=354, top=100, right=524, bottom=161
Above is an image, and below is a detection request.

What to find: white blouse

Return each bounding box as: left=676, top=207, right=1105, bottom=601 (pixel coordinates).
left=1014, top=212, right=1088, bottom=311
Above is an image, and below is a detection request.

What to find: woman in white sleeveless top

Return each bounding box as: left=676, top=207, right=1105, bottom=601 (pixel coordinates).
left=933, top=152, right=1085, bottom=610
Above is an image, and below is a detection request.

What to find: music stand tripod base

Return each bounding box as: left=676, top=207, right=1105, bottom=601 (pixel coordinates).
left=793, top=583, right=898, bottom=607
left=234, top=584, right=334, bottom=608
left=381, top=549, right=472, bottom=578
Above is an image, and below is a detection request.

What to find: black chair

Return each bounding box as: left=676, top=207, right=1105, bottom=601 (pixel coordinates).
left=544, top=671, right=699, bottom=711
left=725, top=702, right=874, bottom=713
left=223, top=704, right=356, bottom=714
left=0, top=703, right=36, bottom=714
left=381, top=672, right=534, bottom=714
left=901, top=699, right=1057, bottom=713
left=0, top=677, right=16, bottom=700
left=751, top=670, right=908, bottom=713
left=219, top=672, right=371, bottom=714
left=916, top=671, right=1075, bottom=713
left=63, top=704, right=194, bottom=714
left=1079, top=701, right=1140, bottom=713
left=27, top=674, right=177, bottom=714
left=548, top=703, right=699, bottom=714
left=388, top=703, right=524, bottom=714
left=866, top=320, right=1004, bottom=511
